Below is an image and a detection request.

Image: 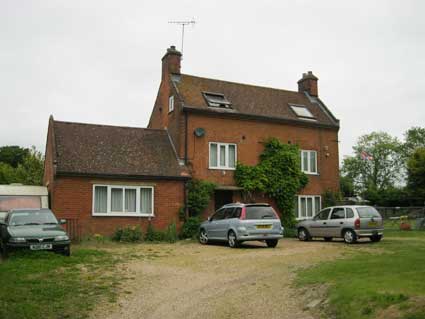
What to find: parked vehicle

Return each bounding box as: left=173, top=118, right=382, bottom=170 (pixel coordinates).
left=296, top=205, right=384, bottom=244
left=199, top=203, right=284, bottom=248
left=0, top=208, right=71, bottom=257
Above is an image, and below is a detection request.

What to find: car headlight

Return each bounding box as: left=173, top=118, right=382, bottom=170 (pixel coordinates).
left=54, top=235, right=69, bottom=241
left=9, top=237, right=26, bottom=243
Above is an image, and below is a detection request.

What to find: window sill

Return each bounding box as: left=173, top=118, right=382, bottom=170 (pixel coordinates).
left=303, top=172, right=319, bottom=176
left=92, top=213, right=155, bottom=217
left=209, top=167, right=236, bottom=171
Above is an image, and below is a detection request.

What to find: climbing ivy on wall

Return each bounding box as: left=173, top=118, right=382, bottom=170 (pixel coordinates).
left=235, top=138, right=308, bottom=227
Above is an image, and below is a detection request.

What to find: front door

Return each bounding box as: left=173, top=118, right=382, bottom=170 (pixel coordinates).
left=214, top=190, right=233, bottom=210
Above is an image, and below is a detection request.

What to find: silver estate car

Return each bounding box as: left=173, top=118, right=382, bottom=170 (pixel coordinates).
left=296, top=205, right=384, bottom=244
left=199, top=203, right=284, bottom=248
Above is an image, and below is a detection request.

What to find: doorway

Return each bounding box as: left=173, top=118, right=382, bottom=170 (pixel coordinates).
left=214, top=190, right=233, bottom=210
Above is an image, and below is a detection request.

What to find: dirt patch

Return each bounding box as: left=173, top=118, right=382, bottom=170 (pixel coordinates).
left=90, top=239, right=346, bottom=319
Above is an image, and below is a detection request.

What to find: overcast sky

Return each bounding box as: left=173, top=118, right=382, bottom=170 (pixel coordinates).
left=1, top=0, right=424, bottom=161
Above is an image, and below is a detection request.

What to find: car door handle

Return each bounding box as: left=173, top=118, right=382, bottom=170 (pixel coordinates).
left=340, top=222, right=344, bottom=224
left=323, top=222, right=327, bottom=225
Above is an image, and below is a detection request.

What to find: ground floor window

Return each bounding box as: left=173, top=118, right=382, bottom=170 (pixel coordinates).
left=92, top=184, right=153, bottom=217
left=295, top=195, right=321, bottom=219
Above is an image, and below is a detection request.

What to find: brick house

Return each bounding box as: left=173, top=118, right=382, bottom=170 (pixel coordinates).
left=148, top=46, right=340, bottom=220
left=43, top=118, right=189, bottom=237
left=44, top=45, right=340, bottom=237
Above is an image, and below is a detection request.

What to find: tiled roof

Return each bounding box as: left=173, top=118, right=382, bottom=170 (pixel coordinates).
left=174, top=74, right=339, bottom=128
left=52, top=120, right=188, bottom=179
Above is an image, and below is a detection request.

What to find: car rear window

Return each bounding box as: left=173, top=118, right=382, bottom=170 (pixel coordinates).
left=245, top=206, right=277, bottom=220
left=357, top=207, right=381, bottom=218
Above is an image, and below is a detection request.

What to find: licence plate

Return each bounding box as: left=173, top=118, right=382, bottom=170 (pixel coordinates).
left=256, top=225, right=272, bottom=229
left=30, top=244, right=52, bottom=250
left=368, top=221, right=378, bottom=227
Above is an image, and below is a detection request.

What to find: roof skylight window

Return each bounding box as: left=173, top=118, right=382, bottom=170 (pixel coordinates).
left=203, top=92, right=232, bottom=109
left=290, top=105, right=315, bottom=119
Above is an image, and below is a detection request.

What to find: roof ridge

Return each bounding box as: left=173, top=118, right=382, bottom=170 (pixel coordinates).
left=53, top=120, right=167, bottom=132
left=180, top=73, right=300, bottom=95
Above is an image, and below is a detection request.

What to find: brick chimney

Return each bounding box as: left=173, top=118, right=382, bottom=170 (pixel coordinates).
left=162, top=45, right=182, bottom=79
left=298, top=71, right=318, bottom=97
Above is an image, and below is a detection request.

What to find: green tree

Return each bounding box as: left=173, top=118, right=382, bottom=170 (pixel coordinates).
left=406, top=147, right=425, bottom=203
left=341, top=132, right=403, bottom=194
left=0, top=146, right=29, bottom=168
left=235, top=138, right=308, bottom=227
left=0, top=146, right=44, bottom=185
left=403, top=127, right=425, bottom=159
left=339, top=175, right=354, bottom=197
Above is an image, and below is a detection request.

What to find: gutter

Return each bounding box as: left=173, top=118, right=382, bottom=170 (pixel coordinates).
left=183, top=106, right=339, bottom=130
left=56, top=171, right=191, bottom=181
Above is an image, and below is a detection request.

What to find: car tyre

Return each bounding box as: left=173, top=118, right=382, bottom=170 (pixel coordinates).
left=199, top=229, right=208, bottom=245
left=228, top=230, right=239, bottom=248
left=324, top=237, right=333, bottom=242
left=343, top=229, right=357, bottom=244
left=60, top=245, right=71, bottom=257
left=266, top=239, right=278, bottom=248
left=370, top=235, right=382, bottom=242
left=297, top=228, right=311, bottom=241
left=0, top=241, right=8, bottom=259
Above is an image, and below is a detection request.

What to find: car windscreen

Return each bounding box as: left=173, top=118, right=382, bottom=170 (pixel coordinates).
left=245, top=206, right=277, bottom=220
left=356, top=207, right=381, bottom=218
left=9, top=210, right=58, bottom=226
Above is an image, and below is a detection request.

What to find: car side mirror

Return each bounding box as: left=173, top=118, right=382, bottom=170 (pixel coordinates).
left=59, top=219, right=67, bottom=225
left=207, top=216, right=212, bottom=222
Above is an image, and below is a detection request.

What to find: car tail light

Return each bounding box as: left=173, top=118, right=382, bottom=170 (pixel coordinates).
left=239, top=207, right=246, bottom=220
left=354, top=218, right=360, bottom=229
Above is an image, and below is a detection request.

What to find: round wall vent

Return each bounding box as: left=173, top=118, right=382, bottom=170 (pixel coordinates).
left=194, top=127, right=205, bottom=137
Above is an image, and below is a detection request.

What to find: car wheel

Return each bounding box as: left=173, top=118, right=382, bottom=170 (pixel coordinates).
left=228, top=230, right=239, bottom=248
left=199, top=229, right=208, bottom=245
left=297, top=228, right=311, bottom=241
left=343, top=230, right=357, bottom=244
left=324, top=237, right=333, bottom=242
left=266, top=239, right=278, bottom=248
left=61, top=245, right=71, bottom=257
left=0, top=242, right=8, bottom=259
left=370, top=235, right=382, bottom=242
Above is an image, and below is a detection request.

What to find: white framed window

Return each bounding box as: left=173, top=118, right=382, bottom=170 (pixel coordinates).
left=169, top=95, right=174, bottom=113
left=295, top=195, right=321, bottom=219
left=92, top=184, right=154, bottom=217
left=209, top=142, right=237, bottom=170
left=301, top=150, right=318, bottom=174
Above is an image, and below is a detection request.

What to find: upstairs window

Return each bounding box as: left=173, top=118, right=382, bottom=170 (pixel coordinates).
left=290, top=105, right=315, bottom=120
left=301, top=150, right=318, bottom=174
left=203, top=92, right=232, bottom=109
left=209, top=142, right=237, bottom=169
left=169, top=95, right=174, bottom=113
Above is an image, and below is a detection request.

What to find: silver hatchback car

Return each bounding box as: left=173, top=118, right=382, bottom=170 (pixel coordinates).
left=296, top=205, right=384, bottom=244
left=199, top=203, right=284, bottom=248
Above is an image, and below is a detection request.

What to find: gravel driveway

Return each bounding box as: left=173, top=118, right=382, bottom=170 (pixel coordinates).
left=91, top=239, right=344, bottom=319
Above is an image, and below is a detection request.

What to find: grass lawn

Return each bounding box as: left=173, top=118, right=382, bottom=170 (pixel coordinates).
left=297, top=230, right=425, bottom=319
left=0, top=245, right=124, bottom=319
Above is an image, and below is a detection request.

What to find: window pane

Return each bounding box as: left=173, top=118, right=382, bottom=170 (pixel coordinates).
left=125, top=189, right=137, bottom=212
left=228, top=145, right=236, bottom=168
left=310, top=152, right=317, bottom=173
left=314, top=196, right=320, bottom=214
left=111, top=188, right=123, bottom=212
left=140, top=188, right=152, bottom=214
left=210, top=144, right=218, bottom=167
left=94, top=186, right=107, bottom=213
left=307, top=197, right=313, bottom=217
left=220, top=145, right=226, bottom=166
left=294, top=197, right=299, bottom=218
left=302, top=152, right=309, bottom=171
left=300, top=197, right=306, bottom=217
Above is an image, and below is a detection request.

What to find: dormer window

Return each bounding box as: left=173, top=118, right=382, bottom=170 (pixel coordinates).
left=290, top=104, right=315, bottom=120
left=203, top=92, right=232, bottom=109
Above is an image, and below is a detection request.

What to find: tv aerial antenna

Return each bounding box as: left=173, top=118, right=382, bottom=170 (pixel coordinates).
left=168, top=19, right=196, bottom=57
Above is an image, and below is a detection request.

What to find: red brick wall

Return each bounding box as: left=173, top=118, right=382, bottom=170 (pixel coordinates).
left=186, top=113, right=339, bottom=212
left=50, top=176, right=184, bottom=237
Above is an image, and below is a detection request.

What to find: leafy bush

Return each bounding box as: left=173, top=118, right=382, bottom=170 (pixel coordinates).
left=145, top=222, right=178, bottom=242
left=180, top=217, right=201, bottom=239
left=112, top=225, right=142, bottom=242
left=235, top=138, right=308, bottom=227
left=145, top=223, right=164, bottom=241
left=187, top=180, right=216, bottom=216
left=164, top=222, right=178, bottom=243
left=322, top=189, right=342, bottom=208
